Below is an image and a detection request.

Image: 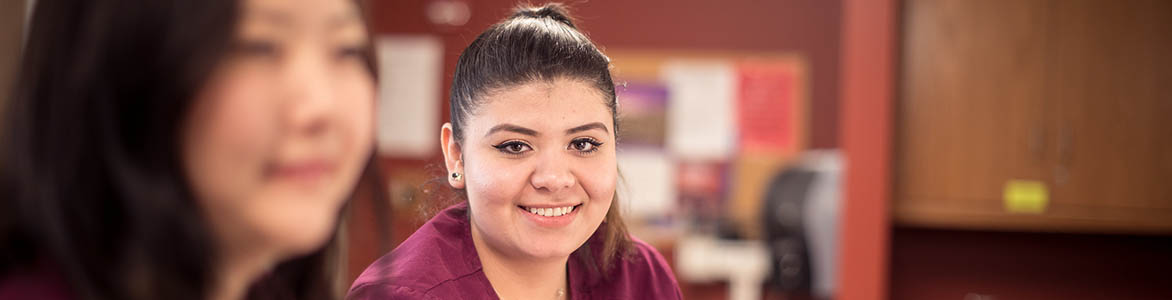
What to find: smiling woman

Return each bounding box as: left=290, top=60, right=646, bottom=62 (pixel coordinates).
left=347, top=3, right=682, bottom=300
left=0, top=0, right=379, bottom=300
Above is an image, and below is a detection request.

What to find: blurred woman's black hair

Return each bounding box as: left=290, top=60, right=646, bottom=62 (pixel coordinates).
left=0, top=0, right=381, bottom=299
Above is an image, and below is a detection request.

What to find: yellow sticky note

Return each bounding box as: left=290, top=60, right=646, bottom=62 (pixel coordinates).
left=1003, top=180, right=1049, bottom=214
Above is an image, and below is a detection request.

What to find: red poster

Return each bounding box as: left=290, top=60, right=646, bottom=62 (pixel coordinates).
left=737, top=59, right=803, bottom=154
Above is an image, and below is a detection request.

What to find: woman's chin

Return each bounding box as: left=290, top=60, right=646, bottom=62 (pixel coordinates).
left=515, top=235, right=588, bottom=261
left=520, top=247, right=577, bottom=261
left=274, top=230, right=335, bottom=261
left=263, top=206, right=340, bottom=257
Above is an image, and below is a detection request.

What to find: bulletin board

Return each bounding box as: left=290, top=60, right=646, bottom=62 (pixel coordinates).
left=606, top=49, right=809, bottom=239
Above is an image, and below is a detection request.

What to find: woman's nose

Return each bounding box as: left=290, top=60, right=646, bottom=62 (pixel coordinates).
left=282, top=51, right=335, bottom=136
left=530, top=151, right=576, bottom=193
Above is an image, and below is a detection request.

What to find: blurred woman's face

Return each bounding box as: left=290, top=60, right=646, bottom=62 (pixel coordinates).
left=445, top=78, right=617, bottom=261
left=182, top=0, right=374, bottom=258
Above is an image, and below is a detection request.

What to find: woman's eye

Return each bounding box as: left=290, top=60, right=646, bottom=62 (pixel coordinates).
left=494, top=141, right=532, bottom=155
left=570, top=138, right=603, bottom=153
left=335, top=46, right=366, bottom=61
left=236, top=40, right=280, bottom=58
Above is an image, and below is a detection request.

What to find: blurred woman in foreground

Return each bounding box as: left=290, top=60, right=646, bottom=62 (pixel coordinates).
left=0, top=0, right=379, bottom=299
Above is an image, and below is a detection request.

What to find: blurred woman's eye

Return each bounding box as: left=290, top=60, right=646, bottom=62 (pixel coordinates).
left=493, top=140, right=533, bottom=156
left=569, top=137, right=603, bottom=154
left=335, top=45, right=367, bottom=61
left=235, top=40, right=281, bottom=59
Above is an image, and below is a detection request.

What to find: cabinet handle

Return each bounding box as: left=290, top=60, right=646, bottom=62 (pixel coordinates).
left=1055, top=128, right=1073, bottom=185
left=1029, top=127, right=1046, bottom=161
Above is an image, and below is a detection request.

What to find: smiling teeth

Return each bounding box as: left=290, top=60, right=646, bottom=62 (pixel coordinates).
left=526, top=205, right=575, bottom=217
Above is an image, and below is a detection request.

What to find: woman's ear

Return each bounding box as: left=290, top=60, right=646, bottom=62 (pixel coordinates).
left=440, top=123, right=466, bottom=189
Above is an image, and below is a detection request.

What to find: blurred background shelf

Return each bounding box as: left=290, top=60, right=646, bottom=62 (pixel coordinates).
left=895, top=0, right=1172, bottom=234
left=894, top=201, right=1172, bottom=235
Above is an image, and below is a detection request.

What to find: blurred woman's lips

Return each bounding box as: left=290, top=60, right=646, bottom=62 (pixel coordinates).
left=267, top=160, right=335, bottom=183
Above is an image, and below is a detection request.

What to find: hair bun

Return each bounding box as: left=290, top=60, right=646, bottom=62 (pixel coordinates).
left=511, top=3, right=576, bottom=28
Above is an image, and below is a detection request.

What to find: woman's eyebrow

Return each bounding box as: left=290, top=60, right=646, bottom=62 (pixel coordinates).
left=565, top=122, right=609, bottom=135
left=327, top=9, right=362, bottom=31
left=246, top=8, right=292, bottom=27
left=485, top=123, right=539, bottom=137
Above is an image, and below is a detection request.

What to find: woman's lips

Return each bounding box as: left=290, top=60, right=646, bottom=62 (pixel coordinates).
left=267, top=160, right=335, bottom=183
left=517, top=203, right=583, bottom=228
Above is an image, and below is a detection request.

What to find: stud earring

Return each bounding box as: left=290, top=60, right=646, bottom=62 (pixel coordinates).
left=451, top=172, right=462, bottom=181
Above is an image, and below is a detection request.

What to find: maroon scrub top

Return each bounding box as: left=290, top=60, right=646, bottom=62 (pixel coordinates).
left=347, top=202, right=683, bottom=299
left=0, top=262, right=74, bottom=300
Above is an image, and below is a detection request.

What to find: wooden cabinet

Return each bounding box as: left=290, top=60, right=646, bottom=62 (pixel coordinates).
left=895, top=0, right=1172, bottom=233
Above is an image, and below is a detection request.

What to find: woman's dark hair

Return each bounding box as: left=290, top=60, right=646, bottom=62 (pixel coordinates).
left=0, top=0, right=380, bottom=299
left=447, top=2, right=632, bottom=275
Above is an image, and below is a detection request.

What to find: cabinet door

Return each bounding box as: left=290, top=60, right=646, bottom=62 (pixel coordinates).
left=1047, top=0, right=1172, bottom=231
left=896, top=0, right=1052, bottom=227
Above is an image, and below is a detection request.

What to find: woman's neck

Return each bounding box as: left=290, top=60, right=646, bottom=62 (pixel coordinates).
left=208, top=244, right=278, bottom=300
left=471, top=225, right=569, bottom=300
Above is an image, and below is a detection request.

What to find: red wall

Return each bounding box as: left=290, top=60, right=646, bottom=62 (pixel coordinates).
left=837, top=0, right=897, bottom=298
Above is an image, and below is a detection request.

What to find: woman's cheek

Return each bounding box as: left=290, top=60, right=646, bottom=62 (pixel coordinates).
left=183, top=66, right=286, bottom=251
left=338, top=76, right=375, bottom=171
left=467, top=158, right=524, bottom=204
left=581, top=155, right=618, bottom=200
left=464, top=154, right=529, bottom=203
left=189, top=68, right=279, bottom=202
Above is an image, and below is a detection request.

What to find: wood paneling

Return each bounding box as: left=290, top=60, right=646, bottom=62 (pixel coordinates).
left=898, top=0, right=1052, bottom=213
left=1047, top=0, right=1172, bottom=221
left=896, top=0, right=1172, bottom=233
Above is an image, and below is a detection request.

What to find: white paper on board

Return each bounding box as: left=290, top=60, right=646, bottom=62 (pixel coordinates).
left=376, top=35, right=443, bottom=158
left=617, top=150, right=676, bottom=220
left=661, top=60, right=738, bottom=160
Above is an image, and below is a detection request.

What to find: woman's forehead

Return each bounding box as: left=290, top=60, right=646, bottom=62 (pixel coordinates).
left=241, top=0, right=362, bottom=32
left=470, top=80, right=613, bottom=135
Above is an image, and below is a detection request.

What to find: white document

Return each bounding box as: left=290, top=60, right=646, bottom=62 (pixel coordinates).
left=661, top=60, right=738, bottom=160
left=375, top=35, right=443, bottom=158
left=617, top=150, right=676, bottom=220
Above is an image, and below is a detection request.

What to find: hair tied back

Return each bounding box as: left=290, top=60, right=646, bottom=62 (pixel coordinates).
left=510, top=3, right=577, bottom=28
